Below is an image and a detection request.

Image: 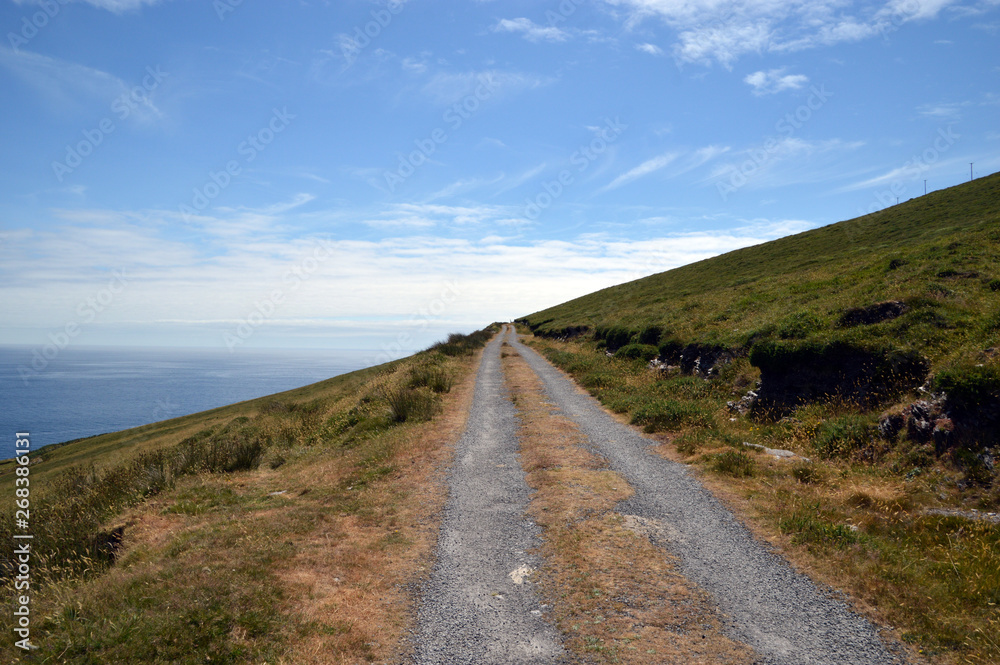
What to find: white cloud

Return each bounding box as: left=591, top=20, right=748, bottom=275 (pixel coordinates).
left=601, top=152, right=679, bottom=192
left=709, top=138, right=864, bottom=189
left=493, top=18, right=569, bottom=43
left=635, top=42, right=664, bottom=55
left=420, top=69, right=552, bottom=105
left=603, top=0, right=962, bottom=66
left=14, top=0, right=163, bottom=12
left=744, top=68, right=809, bottom=95
left=917, top=101, right=969, bottom=119
left=0, top=204, right=816, bottom=349
left=0, top=47, right=164, bottom=123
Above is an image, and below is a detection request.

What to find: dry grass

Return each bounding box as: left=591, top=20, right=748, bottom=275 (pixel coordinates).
left=2, top=344, right=485, bottom=665
left=527, top=334, right=999, bottom=665
left=503, top=349, right=755, bottom=664
left=272, top=359, right=478, bottom=664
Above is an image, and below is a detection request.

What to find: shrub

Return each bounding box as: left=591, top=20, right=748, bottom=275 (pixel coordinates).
left=933, top=364, right=1000, bottom=444
left=935, top=364, right=1000, bottom=412
left=638, top=325, right=663, bottom=345
left=601, top=326, right=634, bottom=352
left=409, top=365, right=453, bottom=393
left=383, top=386, right=439, bottom=423
left=428, top=327, right=495, bottom=356
left=614, top=343, right=659, bottom=362
left=989, top=278, right=1000, bottom=292
left=709, top=450, right=755, bottom=477
left=674, top=429, right=711, bottom=455
left=812, top=414, right=874, bottom=458
left=630, top=398, right=713, bottom=432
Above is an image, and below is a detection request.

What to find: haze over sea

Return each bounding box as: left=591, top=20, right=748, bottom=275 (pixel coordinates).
left=1, top=346, right=374, bottom=457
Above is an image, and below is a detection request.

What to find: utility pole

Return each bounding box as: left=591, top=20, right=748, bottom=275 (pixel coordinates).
left=971, top=163, right=974, bottom=181
left=924, top=179, right=927, bottom=195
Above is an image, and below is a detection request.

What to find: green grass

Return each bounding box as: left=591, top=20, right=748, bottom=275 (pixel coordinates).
left=522, top=172, right=1000, bottom=373
left=0, top=326, right=497, bottom=664
left=515, top=176, right=1000, bottom=662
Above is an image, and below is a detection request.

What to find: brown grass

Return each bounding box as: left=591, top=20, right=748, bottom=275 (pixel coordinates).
left=6, top=348, right=484, bottom=665
left=272, top=359, right=478, bottom=664
left=502, top=349, right=755, bottom=664
left=524, top=334, right=996, bottom=665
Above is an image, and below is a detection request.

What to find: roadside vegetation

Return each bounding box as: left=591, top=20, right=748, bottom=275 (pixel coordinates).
left=516, top=174, right=1000, bottom=664
left=0, top=327, right=497, bottom=664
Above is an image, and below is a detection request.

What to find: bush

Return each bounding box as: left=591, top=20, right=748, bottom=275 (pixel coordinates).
left=813, top=414, right=874, bottom=458
left=383, top=386, right=439, bottom=423
left=934, top=364, right=1000, bottom=445
left=614, top=343, right=659, bottom=362
left=409, top=365, right=453, bottom=393
left=595, top=325, right=633, bottom=351
left=428, top=327, right=495, bottom=356
left=638, top=325, right=663, bottom=345
left=934, top=364, right=1000, bottom=413
left=709, top=450, right=755, bottom=477
left=630, top=398, right=713, bottom=432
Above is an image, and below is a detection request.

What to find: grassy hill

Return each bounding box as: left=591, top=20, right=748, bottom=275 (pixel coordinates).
left=524, top=171, right=1000, bottom=371
left=518, top=173, right=1000, bottom=664
left=0, top=329, right=495, bottom=664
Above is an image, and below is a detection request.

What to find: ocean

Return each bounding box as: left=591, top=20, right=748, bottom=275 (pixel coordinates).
left=0, top=346, right=376, bottom=457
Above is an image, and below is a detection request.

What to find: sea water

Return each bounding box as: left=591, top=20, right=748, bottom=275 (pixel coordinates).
left=0, top=346, right=375, bottom=456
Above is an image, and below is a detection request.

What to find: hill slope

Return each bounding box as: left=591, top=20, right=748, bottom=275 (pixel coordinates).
left=523, top=172, right=1000, bottom=371
left=517, top=173, right=1000, bottom=663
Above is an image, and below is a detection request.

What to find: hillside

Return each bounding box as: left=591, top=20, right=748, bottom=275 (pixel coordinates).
left=517, top=173, right=1000, bottom=663
left=524, top=172, right=1000, bottom=372
left=0, top=329, right=495, bottom=664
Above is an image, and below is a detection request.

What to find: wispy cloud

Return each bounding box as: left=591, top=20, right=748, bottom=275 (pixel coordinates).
left=419, top=69, right=552, bottom=105
left=0, top=47, right=164, bottom=122
left=917, top=101, right=970, bottom=119
left=493, top=18, right=570, bottom=43
left=744, top=68, right=809, bottom=95
left=13, top=0, right=164, bottom=12
left=635, top=42, right=664, bottom=55
left=604, top=0, right=962, bottom=67
left=601, top=152, right=679, bottom=192
left=1, top=202, right=818, bottom=348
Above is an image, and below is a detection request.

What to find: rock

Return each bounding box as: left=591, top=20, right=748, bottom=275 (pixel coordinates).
left=728, top=390, right=758, bottom=414
left=877, top=412, right=905, bottom=440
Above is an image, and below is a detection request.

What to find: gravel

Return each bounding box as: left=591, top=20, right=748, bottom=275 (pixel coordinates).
left=409, top=331, right=566, bottom=665
left=510, top=331, right=909, bottom=665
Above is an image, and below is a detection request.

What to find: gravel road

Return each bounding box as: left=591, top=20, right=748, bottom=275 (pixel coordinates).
left=509, top=330, right=909, bottom=665
left=409, top=331, right=566, bottom=665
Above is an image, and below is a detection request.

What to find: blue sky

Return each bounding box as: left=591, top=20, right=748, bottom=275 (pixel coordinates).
left=1, top=0, right=998, bottom=357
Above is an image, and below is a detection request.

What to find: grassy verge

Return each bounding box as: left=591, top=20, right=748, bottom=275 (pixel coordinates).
left=524, top=333, right=999, bottom=665
left=501, top=344, right=755, bottom=664
left=1, top=328, right=494, bottom=664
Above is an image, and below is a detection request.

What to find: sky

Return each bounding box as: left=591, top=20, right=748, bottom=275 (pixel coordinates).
left=1, top=0, right=998, bottom=358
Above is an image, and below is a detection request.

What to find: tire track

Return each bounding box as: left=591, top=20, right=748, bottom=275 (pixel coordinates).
left=409, top=328, right=566, bottom=665
left=509, top=333, right=909, bottom=665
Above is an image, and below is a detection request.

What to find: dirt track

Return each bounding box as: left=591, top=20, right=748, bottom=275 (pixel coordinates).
left=409, top=327, right=908, bottom=664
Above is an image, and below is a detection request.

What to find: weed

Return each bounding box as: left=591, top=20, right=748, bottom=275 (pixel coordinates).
left=614, top=343, right=659, bottom=362
left=812, top=414, right=875, bottom=458
left=709, top=450, right=756, bottom=477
